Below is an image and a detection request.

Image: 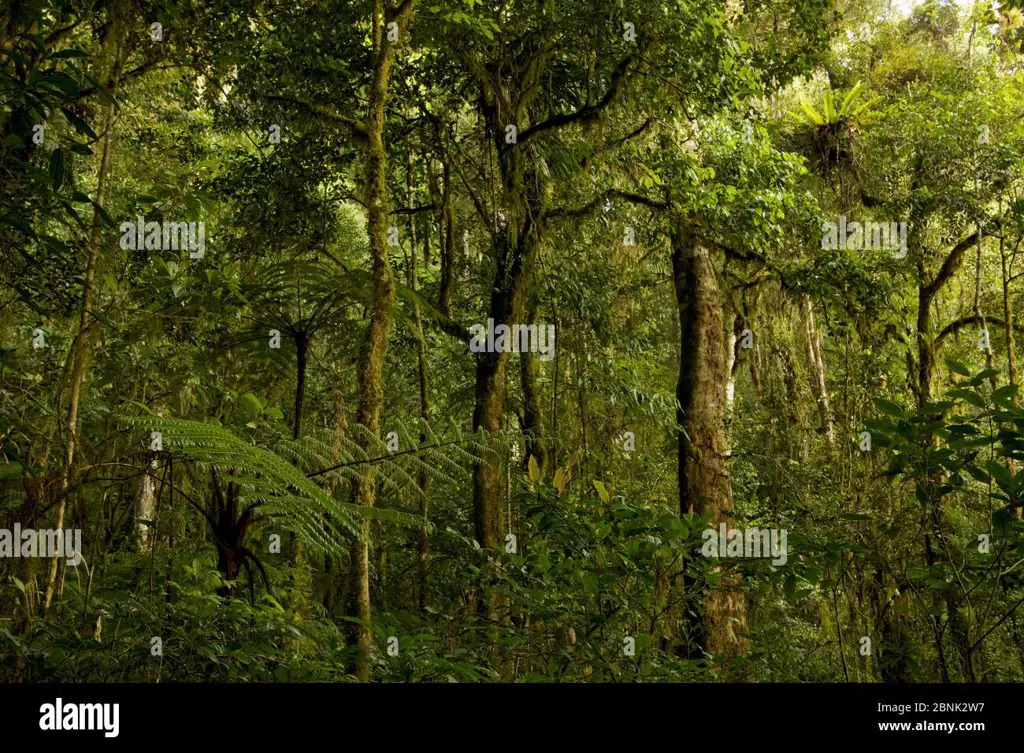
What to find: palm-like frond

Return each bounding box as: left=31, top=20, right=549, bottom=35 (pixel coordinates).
left=281, top=417, right=501, bottom=503
left=124, top=416, right=360, bottom=557
left=122, top=415, right=502, bottom=558
left=788, top=82, right=879, bottom=128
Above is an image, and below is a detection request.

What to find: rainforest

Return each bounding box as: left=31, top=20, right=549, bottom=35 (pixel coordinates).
left=2, top=0, right=1024, bottom=687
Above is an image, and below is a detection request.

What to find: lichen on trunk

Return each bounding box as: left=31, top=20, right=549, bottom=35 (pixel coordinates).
left=671, top=220, right=749, bottom=665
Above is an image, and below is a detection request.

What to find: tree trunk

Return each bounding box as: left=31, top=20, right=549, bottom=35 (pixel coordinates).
left=134, top=457, right=160, bottom=552
left=871, top=566, right=915, bottom=682
left=802, top=296, right=835, bottom=450
left=1000, top=236, right=1021, bottom=522
left=472, top=228, right=533, bottom=552
left=438, top=160, right=455, bottom=318
left=520, top=300, right=550, bottom=478
left=292, top=331, right=308, bottom=440
left=408, top=150, right=432, bottom=614
left=725, top=303, right=739, bottom=412
left=43, top=94, right=118, bottom=616
left=916, top=286, right=935, bottom=406
left=472, top=336, right=510, bottom=551
left=918, top=256, right=974, bottom=681
left=1001, top=236, right=1018, bottom=388
left=349, top=0, right=414, bottom=681
left=470, top=94, right=542, bottom=560
left=670, top=221, right=748, bottom=664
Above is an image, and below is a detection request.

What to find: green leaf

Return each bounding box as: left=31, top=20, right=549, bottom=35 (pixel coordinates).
left=884, top=454, right=907, bottom=476
left=89, top=198, right=116, bottom=227
left=41, top=71, right=81, bottom=95
left=822, top=88, right=835, bottom=122
left=48, top=147, right=66, bottom=191
left=50, top=49, right=90, bottom=59
left=593, top=479, right=610, bottom=504
left=838, top=82, right=865, bottom=115
left=964, top=464, right=992, bottom=484
left=797, top=97, right=824, bottom=125
left=986, top=460, right=1014, bottom=493
left=993, top=384, right=1019, bottom=402
left=874, top=398, right=905, bottom=417
left=553, top=467, right=567, bottom=494
left=945, top=357, right=971, bottom=377
left=948, top=389, right=987, bottom=409
left=87, top=307, right=116, bottom=329
left=62, top=108, right=98, bottom=140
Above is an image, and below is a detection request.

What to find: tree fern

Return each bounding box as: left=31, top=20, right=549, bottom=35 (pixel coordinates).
left=280, top=417, right=501, bottom=504
left=121, top=415, right=500, bottom=560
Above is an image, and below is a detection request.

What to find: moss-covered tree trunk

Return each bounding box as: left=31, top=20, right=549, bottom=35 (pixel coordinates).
left=802, top=296, right=835, bottom=450
left=520, top=299, right=550, bottom=479
left=916, top=233, right=978, bottom=682
left=408, top=150, right=432, bottom=614
left=471, top=136, right=534, bottom=552
left=349, top=0, right=416, bottom=681
left=471, top=266, right=525, bottom=550
left=670, top=220, right=748, bottom=664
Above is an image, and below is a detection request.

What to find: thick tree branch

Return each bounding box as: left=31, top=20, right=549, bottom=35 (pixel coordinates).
left=74, top=61, right=185, bottom=101
left=518, top=43, right=646, bottom=145
left=923, top=231, right=982, bottom=303
left=600, top=117, right=654, bottom=154
left=45, top=19, right=84, bottom=48
left=265, top=94, right=368, bottom=141
left=710, top=240, right=795, bottom=292
left=433, top=316, right=470, bottom=343
left=546, top=188, right=667, bottom=220
left=936, top=315, right=1017, bottom=345
left=392, top=204, right=436, bottom=215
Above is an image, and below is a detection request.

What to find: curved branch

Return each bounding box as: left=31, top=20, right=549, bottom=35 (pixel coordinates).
left=935, top=314, right=1016, bottom=346
left=518, top=42, right=647, bottom=145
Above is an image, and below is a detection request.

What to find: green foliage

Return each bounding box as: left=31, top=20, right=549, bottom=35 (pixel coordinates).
left=4, top=0, right=1024, bottom=687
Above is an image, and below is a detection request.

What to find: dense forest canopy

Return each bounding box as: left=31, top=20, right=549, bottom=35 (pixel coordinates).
left=2, top=0, right=1024, bottom=684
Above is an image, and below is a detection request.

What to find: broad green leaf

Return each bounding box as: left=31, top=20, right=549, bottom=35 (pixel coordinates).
left=948, top=389, right=987, bottom=409
left=553, top=467, right=567, bottom=494
left=527, top=455, right=540, bottom=482
left=48, top=147, right=66, bottom=191
left=874, top=398, right=905, bottom=417
left=945, top=357, right=971, bottom=377
left=993, top=384, right=1019, bottom=402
